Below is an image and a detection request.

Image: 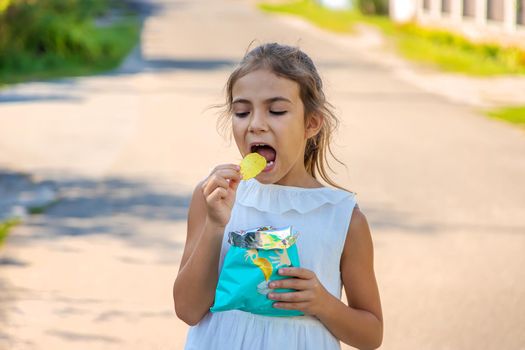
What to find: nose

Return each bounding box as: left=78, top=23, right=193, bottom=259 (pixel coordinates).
left=248, top=109, right=268, bottom=133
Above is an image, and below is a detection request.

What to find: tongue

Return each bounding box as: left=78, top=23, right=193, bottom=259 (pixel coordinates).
left=256, top=147, right=276, bottom=162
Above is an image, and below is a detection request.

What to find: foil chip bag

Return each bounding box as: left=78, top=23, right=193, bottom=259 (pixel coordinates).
left=210, top=225, right=303, bottom=317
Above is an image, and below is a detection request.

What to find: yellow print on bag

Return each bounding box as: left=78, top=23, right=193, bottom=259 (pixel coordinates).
left=244, top=248, right=291, bottom=295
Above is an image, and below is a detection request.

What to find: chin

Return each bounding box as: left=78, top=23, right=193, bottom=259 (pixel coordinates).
left=255, top=178, right=276, bottom=185
left=256, top=169, right=290, bottom=185
left=255, top=174, right=276, bottom=184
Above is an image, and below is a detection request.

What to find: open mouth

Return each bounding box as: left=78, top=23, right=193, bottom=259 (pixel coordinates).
left=250, top=143, right=276, bottom=171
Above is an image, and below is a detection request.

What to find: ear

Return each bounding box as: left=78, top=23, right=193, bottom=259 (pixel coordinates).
left=305, top=112, right=323, bottom=139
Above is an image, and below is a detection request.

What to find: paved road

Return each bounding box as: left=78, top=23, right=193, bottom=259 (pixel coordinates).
left=1, top=0, right=524, bottom=349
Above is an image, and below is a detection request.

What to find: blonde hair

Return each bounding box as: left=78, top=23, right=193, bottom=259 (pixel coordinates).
left=218, top=42, right=350, bottom=191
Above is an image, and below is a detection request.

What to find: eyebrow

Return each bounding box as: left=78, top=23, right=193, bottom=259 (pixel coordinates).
left=232, top=96, right=292, bottom=104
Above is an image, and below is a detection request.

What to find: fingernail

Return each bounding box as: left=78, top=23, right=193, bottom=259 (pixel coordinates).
left=279, top=268, right=286, bottom=274
left=268, top=293, right=274, bottom=299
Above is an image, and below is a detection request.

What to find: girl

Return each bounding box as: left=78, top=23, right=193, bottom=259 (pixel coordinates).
left=173, top=43, right=383, bottom=350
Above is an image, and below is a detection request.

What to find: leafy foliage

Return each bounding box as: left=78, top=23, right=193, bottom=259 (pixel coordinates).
left=0, top=219, right=19, bottom=246
left=355, top=0, right=389, bottom=15
left=0, top=0, right=140, bottom=84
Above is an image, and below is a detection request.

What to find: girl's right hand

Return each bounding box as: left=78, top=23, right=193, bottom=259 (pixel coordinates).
left=201, top=164, right=241, bottom=228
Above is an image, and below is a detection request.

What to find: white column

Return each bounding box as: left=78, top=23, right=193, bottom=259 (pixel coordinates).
left=415, top=0, right=427, bottom=25
left=452, top=0, right=463, bottom=22
left=476, top=0, right=487, bottom=25
left=503, top=0, right=517, bottom=32
left=319, top=0, right=351, bottom=10
left=431, top=0, right=441, bottom=19
left=391, top=0, right=418, bottom=23
left=414, top=0, right=420, bottom=17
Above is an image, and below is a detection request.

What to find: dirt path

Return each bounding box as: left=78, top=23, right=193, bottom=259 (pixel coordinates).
left=1, top=0, right=524, bottom=349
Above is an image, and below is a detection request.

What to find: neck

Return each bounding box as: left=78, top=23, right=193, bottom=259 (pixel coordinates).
left=274, top=168, right=323, bottom=188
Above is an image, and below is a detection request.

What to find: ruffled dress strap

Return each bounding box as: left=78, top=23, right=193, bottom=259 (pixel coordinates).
left=235, top=179, right=356, bottom=214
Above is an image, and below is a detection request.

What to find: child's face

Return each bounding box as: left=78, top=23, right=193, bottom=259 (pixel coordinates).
left=231, top=69, right=316, bottom=185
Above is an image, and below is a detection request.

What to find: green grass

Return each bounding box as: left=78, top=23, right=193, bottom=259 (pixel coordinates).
left=0, top=0, right=141, bottom=86
left=0, top=219, right=19, bottom=246
left=486, top=106, right=525, bottom=128
left=258, top=0, right=525, bottom=76
left=0, top=199, right=57, bottom=248
left=393, top=24, right=525, bottom=76
left=259, top=0, right=361, bottom=33
left=0, top=0, right=10, bottom=12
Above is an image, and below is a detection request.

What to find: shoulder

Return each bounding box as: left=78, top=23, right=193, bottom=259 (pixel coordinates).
left=349, top=204, right=368, bottom=236
left=341, top=204, right=373, bottom=263
left=179, top=180, right=208, bottom=268
left=190, top=179, right=206, bottom=204
left=187, top=179, right=208, bottom=226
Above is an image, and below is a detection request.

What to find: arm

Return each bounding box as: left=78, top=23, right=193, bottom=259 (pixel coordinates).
left=173, top=165, right=241, bottom=326
left=268, top=207, right=383, bottom=349
left=316, top=207, right=383, bottom=348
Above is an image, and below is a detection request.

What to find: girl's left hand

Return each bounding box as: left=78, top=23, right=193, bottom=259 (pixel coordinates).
left=267, top=267, right=330, bottom=317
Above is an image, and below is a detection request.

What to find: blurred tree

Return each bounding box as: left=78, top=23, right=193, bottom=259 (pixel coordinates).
left=0, top=0, right=10, bottom=13
left=356, top=0, right=389, bottom=15
left=0, top=0, right=139, bottom=84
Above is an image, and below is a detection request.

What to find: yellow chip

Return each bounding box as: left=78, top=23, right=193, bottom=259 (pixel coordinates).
left=240, top=153, right=267, bottom=180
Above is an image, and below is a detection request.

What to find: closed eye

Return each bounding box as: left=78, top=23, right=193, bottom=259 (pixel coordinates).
left=270, top=110, right=287, bottom=116
left=234, top=112, right=250, bottom=118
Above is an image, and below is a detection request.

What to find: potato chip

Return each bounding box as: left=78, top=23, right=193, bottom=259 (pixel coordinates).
left=240, top=153, right=267, bottom=180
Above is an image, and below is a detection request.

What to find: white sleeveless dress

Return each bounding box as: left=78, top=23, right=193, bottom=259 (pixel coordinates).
left=184, top=179, right=358, bottom=350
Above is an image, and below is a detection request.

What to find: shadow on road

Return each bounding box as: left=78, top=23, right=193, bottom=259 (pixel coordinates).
left=139, top=58, right=237, bottom=71
left=365, top=203, right=525, bottom=235
left=47, top=177, right=190, bottom=222
left=6, top=175, right=191, bottom=251
left=45, top=330, right=121, bottom=344
left=0, top=277, right=30, bottom=348
left=0, top=174, right=190, bottom=346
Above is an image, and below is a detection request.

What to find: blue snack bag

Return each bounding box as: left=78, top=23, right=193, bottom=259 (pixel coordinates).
left=210, top=226, right=303, bottom=317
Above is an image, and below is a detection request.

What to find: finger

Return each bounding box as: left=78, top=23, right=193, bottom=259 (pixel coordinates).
left=230, top=177, right=241, bottom=191
left=215, top=168, right=242, bottom=184
left=203, top=168, right=242, bottom=195
left=209, top=164, right=241, bottom=176
left=202, top=174, right=230, bottom=198
left=207, top=168, right=241, bottom=183
left=207, top=187, right=228, bottom=204
left=272, top=302, right=307, bottom=311
left=204, top=168, right=241, bottom=190
left=269, top=278, right=310, bottom=290
left=278, top=267, right=315, bottom=279
left=204, top=166, right=240, bottom=188
left=268, top=291, right=311, bottom=302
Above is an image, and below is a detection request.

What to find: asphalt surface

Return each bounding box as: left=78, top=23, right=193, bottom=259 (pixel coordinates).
left=0, top=0, right=524, bottom=349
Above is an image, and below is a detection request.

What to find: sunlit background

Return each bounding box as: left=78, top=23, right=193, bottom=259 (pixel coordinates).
left=1, top=0, right=524, bottom=349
